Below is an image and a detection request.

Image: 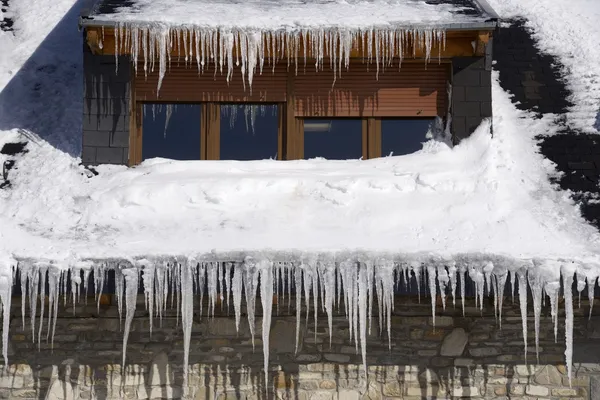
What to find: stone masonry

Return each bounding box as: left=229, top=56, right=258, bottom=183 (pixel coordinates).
left=2, top=295, right=600, bottom=399
left=82, top=43, right=131, bottom=166
left=451, top=52, right=493, bottom=143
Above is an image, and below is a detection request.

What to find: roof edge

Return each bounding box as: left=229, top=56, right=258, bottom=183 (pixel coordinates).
left=472, top=0, right=500, bottom=21
left=79, top=17, right=499, bottom=31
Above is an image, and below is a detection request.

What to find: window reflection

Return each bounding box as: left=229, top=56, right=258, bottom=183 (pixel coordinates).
left=220, top=104, right=279, bottom=160
left=304, top=119, right=362, bottom=160
left=142, top=104, right=201, bottom=161
left=381, top=119, right=435, bottom=157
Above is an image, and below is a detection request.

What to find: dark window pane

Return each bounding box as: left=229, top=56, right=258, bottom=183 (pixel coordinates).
left=381, top=119, right=435, bottom=157
left=304, top=119, right=362, bottom=160
left=220, top=104, right=279, bottom=160
left=142, top=104, right=201, bottom=161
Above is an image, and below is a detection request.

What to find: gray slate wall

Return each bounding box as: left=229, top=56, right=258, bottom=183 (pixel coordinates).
left=494, top=20, right=600, bottom=228
left=451, top=54, right=493, bottom=143
left=82, top=43, right=130, bottom=166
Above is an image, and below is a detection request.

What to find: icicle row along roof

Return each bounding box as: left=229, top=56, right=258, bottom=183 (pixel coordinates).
left=80, top=0, right=499, bottom=93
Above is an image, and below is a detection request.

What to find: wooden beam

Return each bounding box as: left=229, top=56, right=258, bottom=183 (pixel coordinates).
left=85, top=27, right=489, bottom=60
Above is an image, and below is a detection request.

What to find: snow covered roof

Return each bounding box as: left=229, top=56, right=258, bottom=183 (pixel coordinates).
left=80, top=0, right=499, bottom=31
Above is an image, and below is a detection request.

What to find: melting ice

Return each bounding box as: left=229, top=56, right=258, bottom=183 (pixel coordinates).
left=0, top=257, right=596, bottom=389
left=109, top=23, right=447, bottom=94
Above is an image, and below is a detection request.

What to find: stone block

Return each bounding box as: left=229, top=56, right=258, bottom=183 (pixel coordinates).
left=533, top=365, right=562, bottom=385
left=525, top=385, right=549, bottom=396
left=96, top=147, right=124, bottom=164
left=0, top=375, right=24, bottom=389
left=454, top=102, right=482, bottom=117
left=552, top=388, right=579, bottom=396
left=469, top=347, right=499, bottom=357
left=270, top=320, right=299, bottom=353
left=109, top=129, right=130, bottom=148
left=441, top=328, right=468, bottom=357
left=451, top=386, right=479, bottom=397
left=82, top=146, right=97, bottom=164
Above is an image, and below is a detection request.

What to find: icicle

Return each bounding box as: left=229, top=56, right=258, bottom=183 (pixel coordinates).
left=562, top=264, right=575, bottom=386
left=258, top=261, right=274, bottom=394
left=140, top=260, right=155, bottom=336
left=0, top=257, right=14, bottom=365
left=27, top=266, right=39, bottom=343
left=19, top=266, right=27, bottom=330
left=459, top=265, right=466, bottom=316
left=180, top=261, right=194, bottom=396
left=528, top=271, right=543, bottom=363
left=243, top=257, right=259, bottom=350
left=427, top=266, right=437, bottom=328
left=517, top=270, right=528, bottom=363
left=588, top=274, right=597, bottom=319
left=577, top=274, right=586, bottom=309
left=510, top=270, right=516, bottom=304
left=545, top=281, right=560, bottom=343
left=437, top=265, right=449, bottom=311
left=47, top=268, right=60, bottom=350
left=121, top=266, right=139, bottom=369
left=115, top=267, right=125, bottom=330
left=294, top=267, right=302, bottom=355
left=496, top=272, right=508, bottom=328
left=232, top=263, right=243, bottom=333
left=37, top=265, right=47, bottom=350
left=358, top=264, right=368, bottom=375
left=322, top=262, right=335, bottom=346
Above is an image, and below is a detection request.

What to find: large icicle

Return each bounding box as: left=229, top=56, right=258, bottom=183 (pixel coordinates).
left=0, top=257, right=14, bottom=365
left=517, top=270, right=528, bottom=363
left=121, top=266, right=139, bottom=369
left=258, top=260, right=274, bottom=394
left=180, top=261, right=194, bottom=396
left=563, top=264, right=575, bottom=386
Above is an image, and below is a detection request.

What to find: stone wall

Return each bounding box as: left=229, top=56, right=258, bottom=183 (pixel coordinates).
left=2, top=295, right=600, bottom=399
left=82, top=44, right=130, bottom=166
left=493, top=20, right=600, bottom=229
left=451, top=54, right=493, bottom=143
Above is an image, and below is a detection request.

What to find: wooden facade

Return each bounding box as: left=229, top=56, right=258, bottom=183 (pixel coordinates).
left=84, top=28, right=492, bottom=166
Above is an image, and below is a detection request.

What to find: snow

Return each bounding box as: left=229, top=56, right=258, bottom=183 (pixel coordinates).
left=487, top=0, right=600, bottom=134
left=1, top=0, right=600, bottom=391
left=89, top=0, right=490, bottom=30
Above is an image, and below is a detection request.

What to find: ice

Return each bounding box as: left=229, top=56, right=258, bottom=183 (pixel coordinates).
left=562, top=264, right=575, bottom=386
left=121, top=267, right=139, bottom=369
left=258, top=260, right=274, bottom=394
left=180, top=261, right=194, bottom=395
left=113, top=24, right=446, bottom=94
left=0, top=257, right=14, bottom=364
left=528, top=270, right=543, bottom=362
left=517, top=270, right=528, bottom=362
left=588, top=274, right=597, bottom=319
left=0, top=256, right=591, bottom=391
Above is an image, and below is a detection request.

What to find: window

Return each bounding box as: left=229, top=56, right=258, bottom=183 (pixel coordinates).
left=220, top=104, right=279, bottom=160
left=381, top=118, right=436, bottom=157
left=304, top=119, right=363, bottom=160
left=142, top=104, right=201, bottom=161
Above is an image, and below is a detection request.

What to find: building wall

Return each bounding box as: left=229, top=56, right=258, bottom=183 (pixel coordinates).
left=451, top=54, right=493, bottom=143
left=82, top=44, right=130, bottom=166
left=493, top=20, right=600, bottom=231
left=2, top=296, right=598, bottom=399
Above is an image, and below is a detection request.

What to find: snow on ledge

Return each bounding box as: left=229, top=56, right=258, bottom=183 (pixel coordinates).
left=1, top=77, right=600, bottom=387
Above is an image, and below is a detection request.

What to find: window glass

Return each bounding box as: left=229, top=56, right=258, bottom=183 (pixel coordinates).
left=220, top=104, right=279, bottom=160
left=304, top=119, right=362, bottom=160
left=142, top=104, right=201, bottom=161
left=381, top=119, right=435, bottom=157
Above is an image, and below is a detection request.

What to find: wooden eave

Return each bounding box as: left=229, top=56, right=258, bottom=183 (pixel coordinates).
left=85, top=27, right=493, bottom=60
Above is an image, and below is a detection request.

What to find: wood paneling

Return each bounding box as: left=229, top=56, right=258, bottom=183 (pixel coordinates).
left=294, top=62, right=449, bottom=117
left=135, top=62, right=287, bottom=103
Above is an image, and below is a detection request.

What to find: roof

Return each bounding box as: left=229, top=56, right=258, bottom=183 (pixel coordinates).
left=80, top=0, right=499, bottom=31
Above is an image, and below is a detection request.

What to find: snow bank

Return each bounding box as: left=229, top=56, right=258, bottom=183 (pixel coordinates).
left=2, top=78, right=599, bottom=264
left=488, top=0, right=600, bottom=133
